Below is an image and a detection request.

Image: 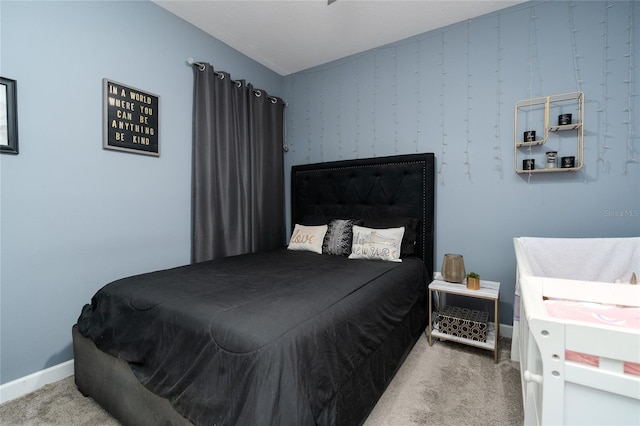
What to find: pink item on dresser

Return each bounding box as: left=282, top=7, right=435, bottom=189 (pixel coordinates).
left=545, top=299, right=640, bottom=376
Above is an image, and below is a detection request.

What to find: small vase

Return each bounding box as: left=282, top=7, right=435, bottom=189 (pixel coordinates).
left=441, top=254, right=465, bottom=283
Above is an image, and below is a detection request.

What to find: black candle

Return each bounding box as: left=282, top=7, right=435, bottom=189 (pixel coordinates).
left=558, top=114, right=572, bottom=125
left=522, top=159, right=535, bottom=170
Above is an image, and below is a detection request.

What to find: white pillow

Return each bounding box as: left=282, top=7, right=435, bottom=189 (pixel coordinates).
left=287, top=224, right=328, bottom=254
left=348, top=225, right=405, bottom=262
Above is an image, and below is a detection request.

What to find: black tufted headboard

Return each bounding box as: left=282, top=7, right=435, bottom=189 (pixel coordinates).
left=291, top=153, right=435, bottom=279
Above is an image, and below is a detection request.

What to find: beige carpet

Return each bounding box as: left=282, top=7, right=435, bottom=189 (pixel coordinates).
left=0, top=335, right=523, bottom=425
left=364, top=335, right=523, bottom=426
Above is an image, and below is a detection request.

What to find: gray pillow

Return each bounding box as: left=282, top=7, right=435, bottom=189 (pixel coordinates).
left=322, top=219, right=362, bottom=256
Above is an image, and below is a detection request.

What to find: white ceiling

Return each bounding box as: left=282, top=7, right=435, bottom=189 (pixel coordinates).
left=153, top=0, right=522, bottom=76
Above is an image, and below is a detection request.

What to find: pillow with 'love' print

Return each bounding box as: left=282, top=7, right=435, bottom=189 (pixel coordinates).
left=287, top=224, right=328, bottom=254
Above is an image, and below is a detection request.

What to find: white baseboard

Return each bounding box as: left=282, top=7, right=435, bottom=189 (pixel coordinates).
left=500, top=323, right=513, bottom=339
left=510, top=320, right=520, bottom=362
left=0, top=360, right=74, bottom=404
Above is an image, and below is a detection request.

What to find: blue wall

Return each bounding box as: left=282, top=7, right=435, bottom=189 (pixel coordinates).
left=283, top=1, right=639, bottom=324
left=0, top=0, right=283, bottom=385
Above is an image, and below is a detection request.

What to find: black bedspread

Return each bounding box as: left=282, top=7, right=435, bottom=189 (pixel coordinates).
left=77, top=249, right=428, bottom=425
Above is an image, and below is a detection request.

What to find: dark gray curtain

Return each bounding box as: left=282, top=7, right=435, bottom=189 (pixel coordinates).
left=192, top=63, right=285, bottom=263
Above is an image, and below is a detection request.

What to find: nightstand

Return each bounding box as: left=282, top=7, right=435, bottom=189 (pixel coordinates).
left=427, top=273, right=500, bottom=363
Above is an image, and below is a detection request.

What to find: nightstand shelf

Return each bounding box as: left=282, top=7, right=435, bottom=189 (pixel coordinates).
left=428, top=274, right=501, bottom=363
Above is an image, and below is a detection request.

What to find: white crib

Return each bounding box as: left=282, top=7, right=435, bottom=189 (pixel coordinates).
left=513, top=237, right=640, bottom=426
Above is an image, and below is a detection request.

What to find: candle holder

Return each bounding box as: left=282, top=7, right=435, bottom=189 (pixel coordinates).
left=522, top=158, right=535, bottom=171
left=558, top=114, right=572, bottom=125
left=561, top=156, right=575, bottom=168
left=523, top=130, right=536, bottom=142
left=545, top=151, right=558, bottom=169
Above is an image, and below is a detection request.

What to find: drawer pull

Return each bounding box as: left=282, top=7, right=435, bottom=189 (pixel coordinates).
left=524, top=370, right=543, bottom=384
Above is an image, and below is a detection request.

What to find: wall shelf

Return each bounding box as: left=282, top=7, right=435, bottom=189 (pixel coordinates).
left=514, top=91, right=584, bottom=174
left=548, top=123, right=582, bottom=132
left=515, top=140, right=546, bottom=148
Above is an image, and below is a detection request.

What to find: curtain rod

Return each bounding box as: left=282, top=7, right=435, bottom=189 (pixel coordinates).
left=187, top=57, right=206, bottom=71
left=186, top=58, right=285, bottom=106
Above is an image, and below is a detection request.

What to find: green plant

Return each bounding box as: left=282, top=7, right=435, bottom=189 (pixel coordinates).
left=467, top=272, right=480, bottom=279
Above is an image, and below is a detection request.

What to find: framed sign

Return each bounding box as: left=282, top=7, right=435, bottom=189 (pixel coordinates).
left=103, top=79, right=159, bottom=156
left=0, top=77, right=19, bottom=155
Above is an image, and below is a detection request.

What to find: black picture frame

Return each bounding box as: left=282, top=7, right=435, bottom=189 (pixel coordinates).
left=103, top=79, right=159, bottom=157
left=0, top=77, right=19, bottom=155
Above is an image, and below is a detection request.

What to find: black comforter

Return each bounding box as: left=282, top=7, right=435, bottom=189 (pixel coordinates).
left=77, top=249, right=427, bottom=426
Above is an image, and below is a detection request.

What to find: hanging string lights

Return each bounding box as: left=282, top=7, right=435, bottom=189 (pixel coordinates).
left=319, top=73, right=326, bottom=161
left=415, top=39, right=422, bottom=153
left=494, top=13, right=504, bottom=179
left=286, top=1, right=635, bottom=180
left=438, top=32, right=447, bottom=186
left=597, top=2, right=613, bottom=173
left=393, top=46, right=399, bottom=154
left=568, top=1, right=590, bottom=183
left=525, top=7, right=540, bottom=186
left=285, top=75, right=296, bottom=158
left=568, top=1, right=583, bottom=92
left=464, top=20, right=473, bottom=183
left=305, top=74, right=312, bottom=164
left=623, top=0, right=638, bottom=174
left=355, top=57, right=361, bottom=156
left=372, top=49, right=378, bottom=157
left=336, top=66, right=343, bottom=159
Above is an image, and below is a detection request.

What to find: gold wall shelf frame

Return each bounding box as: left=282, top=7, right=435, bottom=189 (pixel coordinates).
left=514, top=91, right=584, bottom=174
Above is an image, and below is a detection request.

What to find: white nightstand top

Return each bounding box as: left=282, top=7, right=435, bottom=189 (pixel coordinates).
left=431, top=272, right=500, bottom=300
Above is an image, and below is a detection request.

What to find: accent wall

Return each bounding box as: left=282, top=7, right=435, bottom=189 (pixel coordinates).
left=282, top=1, right=639, bottom=325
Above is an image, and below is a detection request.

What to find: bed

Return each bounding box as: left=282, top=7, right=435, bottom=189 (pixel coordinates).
left=513, top=237, right=640, bottom=426
left=73, top=152, right=436, bottom=426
